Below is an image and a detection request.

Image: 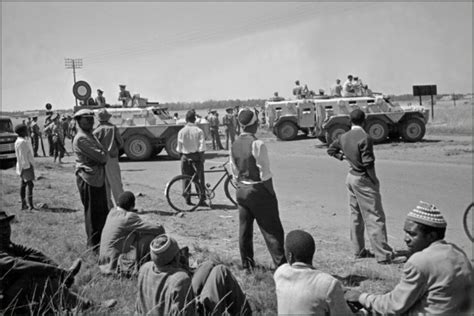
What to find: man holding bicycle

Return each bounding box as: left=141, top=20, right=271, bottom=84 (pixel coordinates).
left=230, top=108, right=286, bottom=270
left=176, top=110, right=207, bottom=207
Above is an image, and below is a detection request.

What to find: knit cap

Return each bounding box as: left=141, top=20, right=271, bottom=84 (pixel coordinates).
left=406, top=201, right=447, bottom=228
left=150, top=234, right=180, bottom=267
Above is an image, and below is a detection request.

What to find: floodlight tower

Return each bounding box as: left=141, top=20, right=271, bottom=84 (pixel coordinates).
left=65, top=58, right=83, bottom=106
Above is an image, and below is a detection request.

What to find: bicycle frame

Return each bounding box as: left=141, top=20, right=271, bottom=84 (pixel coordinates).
left=187, top=160, right=233, bottom=200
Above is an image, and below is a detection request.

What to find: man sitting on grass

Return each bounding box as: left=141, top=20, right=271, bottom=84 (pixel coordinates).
left=0, top=211, right=116, bottom=314
left=274, top=229, right=355, bottom=315
left=345, top=201, right=473, bottom=314
left=135, top=234, right=251, bottom=315
left=99, top=191, right=165, bottom=277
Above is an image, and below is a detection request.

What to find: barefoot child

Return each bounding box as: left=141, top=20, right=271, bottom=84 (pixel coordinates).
left=14, top=124, right=37, bottom=210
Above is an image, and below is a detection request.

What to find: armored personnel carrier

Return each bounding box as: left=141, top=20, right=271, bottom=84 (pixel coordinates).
left=72, top=81, right=210, bottom=161
left=264, top=95, right=429, bottom=144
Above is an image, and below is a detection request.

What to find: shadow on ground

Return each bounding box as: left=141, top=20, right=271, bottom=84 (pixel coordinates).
left=138, top=210, right=177, bottom=216
left=39, top=207, right=78, bottom=213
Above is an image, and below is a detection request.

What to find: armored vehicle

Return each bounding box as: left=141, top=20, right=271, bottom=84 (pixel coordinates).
left=0, top=116, right=17, bottom=169
left=72, top=80, right=209, bottom=161
left=74, top=105, right=210, bottom=161
left=265, top=95, right=429, bottom=144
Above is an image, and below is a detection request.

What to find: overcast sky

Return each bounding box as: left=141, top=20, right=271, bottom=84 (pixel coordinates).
left=1, top=1, right=472, bottom=111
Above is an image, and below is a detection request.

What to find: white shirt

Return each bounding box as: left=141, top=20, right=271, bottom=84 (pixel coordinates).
left=15, top=137, right=35, bottom=175
left=229, top=133, right=273, bottom=182
left=176, top=123, right=205, bottom=154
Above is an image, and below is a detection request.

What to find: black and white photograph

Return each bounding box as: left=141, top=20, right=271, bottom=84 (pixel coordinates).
left=1, top=1, right=472, bottom=314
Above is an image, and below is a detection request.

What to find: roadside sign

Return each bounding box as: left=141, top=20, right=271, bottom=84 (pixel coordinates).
left=413, top=85, right=437, bottom=119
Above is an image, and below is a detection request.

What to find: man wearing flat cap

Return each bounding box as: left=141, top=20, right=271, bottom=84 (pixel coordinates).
left=0, top=211, right=116, bottom=313
left=327, top=109, right=396, bottom=264
left=118, top=84, right=132, bottom=107
left=230, top=107, right=286, bottom=270
left=136, top=234, right=251, bottom=315
left=345, top=202, right=473, bottom=314
left=95, top=89, right=107, bottom=107
left=93, top=108, right=124, bottom=209
left=73, top=109, right=109, bottom=252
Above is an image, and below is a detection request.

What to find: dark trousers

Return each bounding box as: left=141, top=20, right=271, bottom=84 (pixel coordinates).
left=210, top=127, right=223, bottom=150
left=225, top=127, right=236, bottom=150
left=192, top=261, right=252, bottom=316
left=236, top=179, right=286, bottom=269
left=47, top=134, right=54, bottom=156
left=53, top=140, right=65, bottom=159
left=181, top=153, right=205, bottom=198
left=76, top=176, right=109, bottom=251
left=31, top=134, right=39, bottom=156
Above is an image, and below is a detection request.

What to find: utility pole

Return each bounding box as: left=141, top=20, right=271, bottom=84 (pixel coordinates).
left=65, top=58, right=83, bottom=107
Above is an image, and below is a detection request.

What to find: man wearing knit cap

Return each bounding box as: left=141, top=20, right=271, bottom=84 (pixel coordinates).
left=274, top=230, right=354, bottom=314
left=73, top=109, right=109, bottom=252
left=230, top=107, right=286, bottom=270
left=136, top=234, right=251, bottom=315
left=94, top=108, right=124, bottom=210
left=327, top=109, right=395, bottom=264
left=99, top=191, right=165, bottom=277
left=345, top=201, right=473, bottom=314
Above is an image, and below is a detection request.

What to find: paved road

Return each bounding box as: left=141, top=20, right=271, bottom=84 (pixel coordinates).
left=120, top=138, right=473, bottom=258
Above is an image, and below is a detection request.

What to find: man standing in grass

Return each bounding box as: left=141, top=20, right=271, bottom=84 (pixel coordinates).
left=274, top=230, right=354, bottom=315
left=93, top=109, right=124, bottom=210
left=345, top=202, right=473, bottom=314
left=73, top=109, right=109, bottom=253
left=230, top=107, right=286, bottom=270
left=14, top=124, right=37, bottom=210
left=327, top=109, right=396, bottom=264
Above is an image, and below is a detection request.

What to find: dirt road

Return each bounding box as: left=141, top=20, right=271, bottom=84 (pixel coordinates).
left=119, top=132, right=473, bottom=259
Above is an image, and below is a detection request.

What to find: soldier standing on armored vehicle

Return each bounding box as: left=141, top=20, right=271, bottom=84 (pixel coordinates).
left=342, top=75, right=356, bottom=97
left=118, top=84, right=132, bottom=107
left=95, top=89, right=107, bottom=107
left=293, top=80, right=303, bottom=99
left=331, top=79, right=343, bottom=97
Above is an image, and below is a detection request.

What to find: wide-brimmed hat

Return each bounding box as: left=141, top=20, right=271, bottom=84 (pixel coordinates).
left=119, top=84, right=126, bottom=88
left=97, top=109, right=112, bottom=122
left=0, top=211, right=15, bottom=224
left=97, top=89, right=104, bottom=94
left=73, top=109, right=95, bottom=119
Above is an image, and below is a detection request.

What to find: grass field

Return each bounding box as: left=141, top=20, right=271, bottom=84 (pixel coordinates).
left=1, top=159, right=402, bottom=315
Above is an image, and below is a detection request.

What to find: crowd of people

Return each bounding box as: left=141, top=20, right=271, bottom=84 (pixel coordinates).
left=1, top=103, right=472, bottom=315
left=205, top=107, right=240, bottom=151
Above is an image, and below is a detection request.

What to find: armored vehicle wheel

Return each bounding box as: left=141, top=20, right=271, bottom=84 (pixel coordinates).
left=277, top=121, right=298, bottom=141
left=325, top=124, right=349, bottom=144
left=124, top=135, right=152, bottom=161
left=166, top=133, right=180, bottom=160
left=365, top=119, right=389, bottom=143
left=400, top=118, right=425, bottom=142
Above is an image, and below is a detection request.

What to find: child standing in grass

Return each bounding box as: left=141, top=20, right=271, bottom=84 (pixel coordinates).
left=14, top=124, right=37, bottom=210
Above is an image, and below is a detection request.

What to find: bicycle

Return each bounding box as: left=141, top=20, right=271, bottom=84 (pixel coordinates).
left=165, top=160, right=238, bottom=212
left=463, top=202, right=473, bottom=242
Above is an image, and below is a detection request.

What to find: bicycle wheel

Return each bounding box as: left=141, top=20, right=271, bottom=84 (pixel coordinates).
left=224, top=176, right=238, bottom=206
left=165, top=175, right=203, bottom=212
left=463, top=203, right=473, bottom=242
